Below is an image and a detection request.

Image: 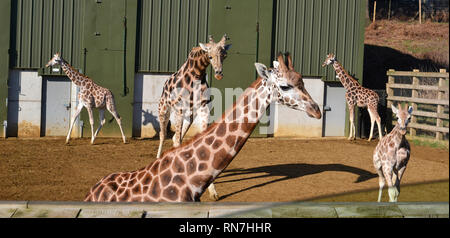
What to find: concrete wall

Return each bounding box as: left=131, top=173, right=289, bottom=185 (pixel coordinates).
left=7, top=70, right=42, bottom=137
left=133, top=73, right=203, bottom=139
left=273, top=78, right=324, bottom=137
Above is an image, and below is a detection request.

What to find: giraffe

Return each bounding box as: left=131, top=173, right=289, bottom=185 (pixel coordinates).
left=322, top=53, right=382, bottom=141
left=373, top=103, right=412, bottom=202
left=46, top=53, right=126, bottom=144
left=84, top=54, right=322, bottom=202
left=156, top=34, right=231, bottom=200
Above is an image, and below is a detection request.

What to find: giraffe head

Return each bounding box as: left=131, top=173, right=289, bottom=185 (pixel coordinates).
left=199, top=34, right=232, bottom=80
left=255, top=53, right=322, bottom=119
left=45, top=53, right=63, bottom=67
left=321, top=53, right=337, bottom=67
left=392, top=103, right=413, bottom=135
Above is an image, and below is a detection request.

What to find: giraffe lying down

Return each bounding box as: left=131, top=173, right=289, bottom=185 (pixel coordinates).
left=84, top=53, right=321, bottom=202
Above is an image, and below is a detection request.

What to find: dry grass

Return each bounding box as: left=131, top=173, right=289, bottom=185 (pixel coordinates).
left=365, top=20, right=449, bottom=68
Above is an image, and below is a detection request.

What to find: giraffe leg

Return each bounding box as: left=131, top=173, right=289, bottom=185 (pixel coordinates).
left=66, top=103, right=84, bottom=144
left=180, top=112, right=193, bottom=140
left=393, top=148, right=410, bottom=201
left=156, top=106, right=170, bottom=158
left=86, top=107, right=96, bottom=145
left=376, top=168, right=385, bottom=202
left=93, top=108, right=106, bottom=139
left=368, top=109, right=376, bottom=142
left=348, top=106, right=355, bottom=140
left=383, top=167, right=398, bottom=202
left=172, top=110, right=183, bottom=147
left=376, top=113, right=383, bottom=141
left=106, top=106, right=126, bottom=144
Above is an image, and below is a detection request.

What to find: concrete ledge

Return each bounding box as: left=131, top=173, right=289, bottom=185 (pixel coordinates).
left=0, top=201, right=447, bottom=218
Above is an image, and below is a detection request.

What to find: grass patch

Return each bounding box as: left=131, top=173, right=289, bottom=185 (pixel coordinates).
left=407, top=135, right=449, bottom=150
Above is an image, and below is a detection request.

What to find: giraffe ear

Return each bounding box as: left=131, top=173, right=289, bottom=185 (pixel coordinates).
left=273, top=61, right=280, bottom=70
left=224, top=44, right=232, bottom=51
left=407, top=106, right=413, bottom=114
left=254, top=63, right=269, bottom=80
left=391, top=105, right=399, bottom=114
left=199, top=43, right=210, bottom=52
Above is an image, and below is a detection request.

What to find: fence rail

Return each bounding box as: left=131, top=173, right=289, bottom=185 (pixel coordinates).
left=386, top=69, right=449, bottom=140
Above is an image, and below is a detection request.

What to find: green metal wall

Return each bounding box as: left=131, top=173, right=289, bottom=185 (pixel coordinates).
left=10, top=0, right=84, bottom=75
left=273, top=0, right=366, bottom=137
left=0, top=0, right=11, bottom=137
left=136, top=0, right=210, bottom=73
left=3, top=0, right=366, bottom=138
left=80, top=0, right=138, bottom=138
left=274, top=0, right=366, bottom=83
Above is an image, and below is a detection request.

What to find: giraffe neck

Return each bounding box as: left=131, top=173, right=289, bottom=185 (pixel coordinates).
left=390, top=124, right=405, bottom=143
left=180, top=77, right=273, bottom=199
left=185, top=47, right=210, bottom=77
left=60, top=59, right=90, bottom=87
left=332, top=61, right=360, bottom=90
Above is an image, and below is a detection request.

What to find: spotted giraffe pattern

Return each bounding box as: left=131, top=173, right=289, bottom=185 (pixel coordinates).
left=322, top=53, right=382, bottom=141
left=373, top=103, right=412, bottom=202
left=84, top=54, right=322, bottom=202
left=156, top=35, right=230, bottom=200
left=46, top=53, right=126, bottom=144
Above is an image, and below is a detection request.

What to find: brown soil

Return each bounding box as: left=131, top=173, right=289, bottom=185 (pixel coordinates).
left=365, top=20, right=449, bottom=67
left=0, top=137, right=448, bottom=202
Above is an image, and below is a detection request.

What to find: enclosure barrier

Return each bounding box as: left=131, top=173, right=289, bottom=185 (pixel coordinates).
left=386, top=69, right=449, bottom=140
left=0, top=201, right=448, bottom=218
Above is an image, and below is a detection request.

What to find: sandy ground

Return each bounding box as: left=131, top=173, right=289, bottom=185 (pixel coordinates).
left=0, top=137, right=448, bottom=202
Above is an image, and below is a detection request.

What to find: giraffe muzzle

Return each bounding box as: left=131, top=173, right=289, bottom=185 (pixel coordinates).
left=306, top=102, right=322, bottom=119
left=214, top=72, right=223, bottom=80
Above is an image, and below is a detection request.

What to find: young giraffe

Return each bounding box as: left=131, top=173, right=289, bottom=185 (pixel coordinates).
left=46, top=53, right=126, bottom=144
left=373, top=103, right=412, bottom=202
left=322, top=53, right=382, bottom=141
left=156, top=35, right=231, bottom=200
left=84, top=54, right=322, bottom=202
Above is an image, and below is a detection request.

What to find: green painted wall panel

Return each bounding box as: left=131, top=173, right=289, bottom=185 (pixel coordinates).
left=10, top=0, right=84, bottom=75
left=0, top=0, right=11, bottom=137
left=80, top=0, right=137, bottom=138
left=136, top=0, right=210, bottom=73
left=274, top=0, right=365, bottom=83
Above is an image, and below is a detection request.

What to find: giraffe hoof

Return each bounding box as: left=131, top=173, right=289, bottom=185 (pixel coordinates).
left=210, top=193, right=219, bottom=201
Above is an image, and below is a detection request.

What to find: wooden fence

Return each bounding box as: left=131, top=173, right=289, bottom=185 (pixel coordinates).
left=386, top=69, right=449, bottom=140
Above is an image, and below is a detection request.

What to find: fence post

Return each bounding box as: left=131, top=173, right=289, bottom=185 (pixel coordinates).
left=386, top=69, right=395, bottom=132
left=410, top=69, right=419, bottom=136
left=436, top=69, right=446, bottom=140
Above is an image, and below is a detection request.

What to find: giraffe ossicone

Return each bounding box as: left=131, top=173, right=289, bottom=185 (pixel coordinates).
left=46, top=53, right=127, bottom=145
left=373, top=103, right=412, bottom=202
left=84, top=54, right=322, bottom=202
left=322, top=53, right=382, bottom=141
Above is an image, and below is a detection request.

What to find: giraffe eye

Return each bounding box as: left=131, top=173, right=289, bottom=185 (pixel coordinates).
left=280, top=85, right=293, bottom=91
left=209, top=56, right=213, bottom=60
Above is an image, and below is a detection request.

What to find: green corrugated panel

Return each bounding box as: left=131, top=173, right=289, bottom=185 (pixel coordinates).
left=274, top=0, right=365, bottom=83
left=137, top=0, right=210, bottom=73
left=10, top=0, right=84, bottom=75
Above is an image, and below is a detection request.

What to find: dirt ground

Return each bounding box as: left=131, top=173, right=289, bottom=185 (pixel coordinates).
left=0, top=137, right=448, bottom=202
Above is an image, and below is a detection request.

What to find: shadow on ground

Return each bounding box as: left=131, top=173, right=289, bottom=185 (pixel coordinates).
left=216, top=163, right=378, bottom=200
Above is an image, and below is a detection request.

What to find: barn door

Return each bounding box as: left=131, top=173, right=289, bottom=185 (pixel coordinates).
left=209, top=0, right=267, bottom=137
left=42, top=77, right=72, bottom=136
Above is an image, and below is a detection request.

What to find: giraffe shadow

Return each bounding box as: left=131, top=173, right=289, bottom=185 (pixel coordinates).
left=215, top=163, right=377, bottom=200
left=139, top=109, right=174, bottom=139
